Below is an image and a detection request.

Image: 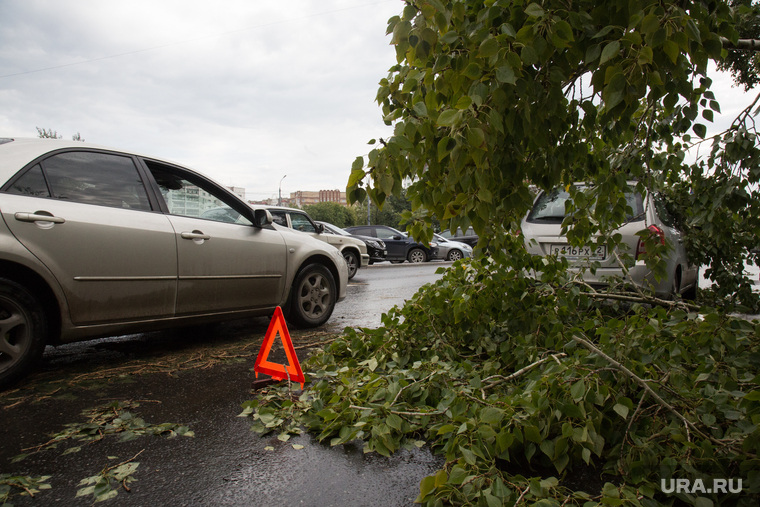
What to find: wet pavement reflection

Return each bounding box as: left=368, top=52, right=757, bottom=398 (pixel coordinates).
left=0, top=262, right=450, bottom=506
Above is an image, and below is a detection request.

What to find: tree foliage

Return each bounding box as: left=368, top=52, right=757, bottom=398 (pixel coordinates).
left=245, top=259, right=760, bottom=505
left=345, top=0, right=760, bottom=302
left=302, top=201, right=358, bottom=228
left=717, top=0, right=760, bottom=90
left=35, top=127, right=85, bottom=141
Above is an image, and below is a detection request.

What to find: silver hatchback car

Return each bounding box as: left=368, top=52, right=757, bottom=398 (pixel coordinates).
left=0, top=138, right=347, bottom=387
left=521, top=185, right=698, bottom=299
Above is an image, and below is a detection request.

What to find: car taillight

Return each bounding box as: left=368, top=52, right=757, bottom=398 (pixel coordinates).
left=636, top=225, right=665, bottom=259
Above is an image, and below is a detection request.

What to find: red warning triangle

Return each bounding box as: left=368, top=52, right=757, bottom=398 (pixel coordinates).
left=254, top=306, right=305, bottom=388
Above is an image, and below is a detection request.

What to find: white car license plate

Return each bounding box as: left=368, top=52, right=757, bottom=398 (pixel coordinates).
left=550, top=244, right=606, bottom=260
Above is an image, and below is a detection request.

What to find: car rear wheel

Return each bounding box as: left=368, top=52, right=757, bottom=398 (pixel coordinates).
left=343, top=251, right=359, bottom=279
left=288, top=264, right=337, bottom=328
left=0, top=279, right=48, bottom=388
left=447, top=249, right=463, bottom=262
left=408, top=248, right=427, bottom=263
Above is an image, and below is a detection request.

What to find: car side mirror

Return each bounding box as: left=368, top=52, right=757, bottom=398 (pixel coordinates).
left=253, top=209, right=273, bottom=228
left=316, top=223, right=325, bottom=233
left=392, top=235, right=403, bottom=240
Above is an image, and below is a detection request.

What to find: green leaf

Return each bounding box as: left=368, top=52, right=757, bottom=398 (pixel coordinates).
left=459, top=445, right=478, bottom=465
left=599, top=41, right=620, bottom=65
left=570, top=380, right=586, bottom=401
left=437, top=110, right=459, bottom=127
left=463, top=62, right=482, bottom=80
left=525, top=3, right=545, bottom=18
left=663, top=40, right=679, bottom=63
left=613, top=403, right=629, bottom=419
left=455, top=96, right=473, bottom=110
left=495, top=65, right=516, bottom=84
left=693, top=123, right=707, bottom=138
left=479, top=38, right=500, bottom=58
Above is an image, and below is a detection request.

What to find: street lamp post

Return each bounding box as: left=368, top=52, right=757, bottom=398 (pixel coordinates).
left=278, top=175, right=287, bottom=206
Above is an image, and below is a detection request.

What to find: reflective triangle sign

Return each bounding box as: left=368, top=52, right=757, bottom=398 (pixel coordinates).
left=254, top=306, right=305, bottom=388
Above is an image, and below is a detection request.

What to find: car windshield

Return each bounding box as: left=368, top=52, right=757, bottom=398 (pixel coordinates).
left=320, top=223, right=350, bottom=236
left=527, top=187, right=644, bottom=223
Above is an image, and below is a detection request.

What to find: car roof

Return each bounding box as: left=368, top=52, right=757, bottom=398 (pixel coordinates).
left=0, top=137, right=185, bottom=184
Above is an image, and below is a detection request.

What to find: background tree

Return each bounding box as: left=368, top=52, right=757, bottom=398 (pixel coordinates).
left=35, top=127, right=61, bottom=139
left=302, top=201, right=358, bottom=228
left=36, top=127, right=85, bottom=141
left=353, top=188, right=414, bottom=229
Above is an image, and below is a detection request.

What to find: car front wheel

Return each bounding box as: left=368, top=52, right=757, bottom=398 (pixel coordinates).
left=288, top=264, right=337, bottom=328
left=408, top=248, right=427, bottom=263
left=0, top=279, right=48, bottom=388
left=343, top=251, right=359, bottom=279
left=447, top=249, right=463, bottom=262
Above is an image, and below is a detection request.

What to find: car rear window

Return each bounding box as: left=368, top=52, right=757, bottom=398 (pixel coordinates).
left=527, top=187, right=644, bottom=223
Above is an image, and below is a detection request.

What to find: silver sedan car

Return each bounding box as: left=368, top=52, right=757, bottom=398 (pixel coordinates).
left=433, top=233, right=472, bottom=262
left=0, top=138, right=347, bottom=387
left=521, top=185, right=698, bottom=299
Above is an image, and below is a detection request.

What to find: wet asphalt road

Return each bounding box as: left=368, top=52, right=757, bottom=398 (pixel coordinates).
left=0, top=262, right=451, bottom=507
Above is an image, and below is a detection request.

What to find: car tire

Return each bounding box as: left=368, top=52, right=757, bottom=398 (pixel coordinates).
left=408, top=248, right=427, bottom=263
left=0, top=278, right=48, bottom=388
left=682, top=283, right=697, bottom=301
left=288, top=264, right=337, bottom=328
left=343, top=251, right=359, bottom=280
left=447, top=249, right=463, bottom=262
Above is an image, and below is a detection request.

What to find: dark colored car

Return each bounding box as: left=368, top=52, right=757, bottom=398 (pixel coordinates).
left=439, top=227, right=479, bottom=248
left=317, top=221, right=387, bottom=265
left=345, top=225, right=438, bottom=263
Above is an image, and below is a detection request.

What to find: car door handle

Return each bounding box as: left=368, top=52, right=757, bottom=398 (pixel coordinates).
left=14, top=212, right=66, bottom=224
left=181, top=231, right=211, bottom=241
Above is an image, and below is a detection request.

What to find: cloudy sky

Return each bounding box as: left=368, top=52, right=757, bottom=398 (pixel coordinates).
left=0, top=0, right=402, bottom=201
left=1, top=1, right=757, bottom=201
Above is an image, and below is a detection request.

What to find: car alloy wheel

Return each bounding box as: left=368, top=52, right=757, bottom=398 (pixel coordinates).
left=289, top=264, right=336, bottom=327
left=343, top=251, right=359, bottom=279
left=408, top=248, right=426, bottom=263
left=447, top=250, right=463, bottom=262
left=0, top=279, right=48, bottom=388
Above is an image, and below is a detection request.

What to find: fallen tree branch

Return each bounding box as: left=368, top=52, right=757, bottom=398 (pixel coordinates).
left=571, top=333, right=750, bottom=456
left=483, top=353, right=567, bottom=390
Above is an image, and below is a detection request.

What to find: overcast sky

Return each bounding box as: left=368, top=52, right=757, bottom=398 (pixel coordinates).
left=0, top=0, right=402, bottom=201
left=1, top=1, right=757, bottom=201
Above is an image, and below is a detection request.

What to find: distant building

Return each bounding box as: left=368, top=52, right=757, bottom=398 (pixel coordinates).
left=226, top=186, right=246, bottom=200
left=290, top=189, right=347, bottom=207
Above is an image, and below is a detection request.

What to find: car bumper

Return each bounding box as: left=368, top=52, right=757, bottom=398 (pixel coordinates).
left=566, top=261, right=673, bottom=297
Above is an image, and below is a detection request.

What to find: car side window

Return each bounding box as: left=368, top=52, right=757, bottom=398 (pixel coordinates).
left=270, top=211, right=288, bottom=227
left=375, top=228, right=399, bottom=240
left=7, top=164, right=50, bottom=197
left=290, top=213, right=317, bottom=233
left=10, top=151, right=151, bottom=210
left=148, top=164, right=252, bottom=226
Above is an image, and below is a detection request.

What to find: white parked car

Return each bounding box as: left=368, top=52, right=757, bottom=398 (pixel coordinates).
left=521, top=185, right=698, bottom=299
left=258, top=206, right=368, bottom=279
